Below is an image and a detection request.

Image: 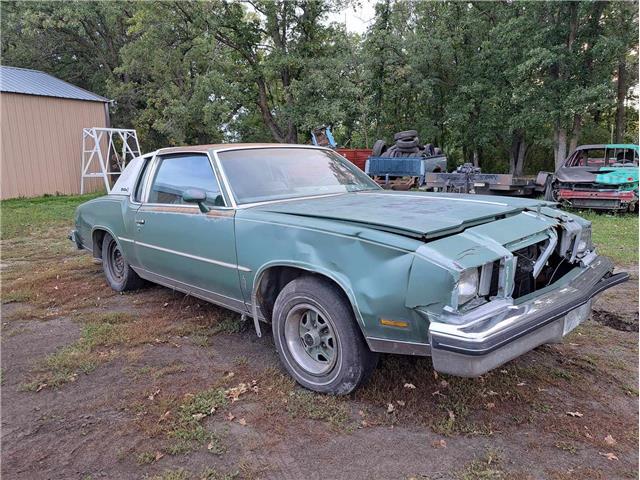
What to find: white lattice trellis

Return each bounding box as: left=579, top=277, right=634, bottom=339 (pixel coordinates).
left=81, top=128, right=141, bottom=193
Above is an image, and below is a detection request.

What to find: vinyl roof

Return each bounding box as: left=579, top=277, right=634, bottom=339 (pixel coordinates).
left=0, top=66, right=110, bottom=103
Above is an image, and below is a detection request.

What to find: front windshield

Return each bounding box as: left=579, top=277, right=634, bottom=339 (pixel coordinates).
left=218, top=148, right=380, bottom=205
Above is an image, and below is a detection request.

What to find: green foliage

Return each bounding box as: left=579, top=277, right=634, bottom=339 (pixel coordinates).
left=1, top=1, right=637, bottom=172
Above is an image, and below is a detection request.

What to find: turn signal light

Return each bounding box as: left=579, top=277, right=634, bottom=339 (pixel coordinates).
left=380, top=319, right=409, bottom=328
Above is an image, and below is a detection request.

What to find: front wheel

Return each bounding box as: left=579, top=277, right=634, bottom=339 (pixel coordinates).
left=272, top=276, right=378, bottom=395
left=544, top=180, right=560, bottom=202
left=101, top=233, right=144, bottom=292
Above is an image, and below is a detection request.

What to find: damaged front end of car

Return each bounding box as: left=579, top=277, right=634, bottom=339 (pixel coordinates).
left=406, top=207, right=629, bottom=377
left=554, top=167, right=639, bottom=213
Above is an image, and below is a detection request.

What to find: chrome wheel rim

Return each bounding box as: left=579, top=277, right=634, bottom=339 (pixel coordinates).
left=284, top=304, right=337, bottom=375
left=108, top=241, right=125, bottom=281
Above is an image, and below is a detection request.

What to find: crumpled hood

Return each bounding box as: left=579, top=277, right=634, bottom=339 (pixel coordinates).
left=253, top=191, right=551, bottom=239
left=555, top=165, right=639, bottom=184
left=555, top=166, right=601, bottom=183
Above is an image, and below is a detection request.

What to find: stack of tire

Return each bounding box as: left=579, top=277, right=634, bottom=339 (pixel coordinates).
left=371, top=130, right=442, bottom=158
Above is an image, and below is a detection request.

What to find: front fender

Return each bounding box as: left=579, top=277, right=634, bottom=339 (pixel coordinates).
left=250, top=260, right=363, bottom=334
left=235, top=211, right=424, bottom=345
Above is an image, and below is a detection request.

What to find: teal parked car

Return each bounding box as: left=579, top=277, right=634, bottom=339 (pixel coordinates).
left=542, top=144, right=639, bottom=212
left=71, top=145, right=628, bottom=394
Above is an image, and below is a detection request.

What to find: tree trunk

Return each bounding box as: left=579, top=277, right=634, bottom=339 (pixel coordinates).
left=472, top=150, right=479, bottom=168
left=256, top=78, right=285, bottom=143
left=554, top=123, right=568, bottom=170
left=614, top=59, right=626, bottom=143
left=509, top=134, right=518, bottom=174
left=509, top=131, right=527, bottom=176
left=515, top=139, right=527, bottom=177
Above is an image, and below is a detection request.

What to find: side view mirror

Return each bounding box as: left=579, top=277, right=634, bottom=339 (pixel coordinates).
left=182, top=188, right=210, bottom=213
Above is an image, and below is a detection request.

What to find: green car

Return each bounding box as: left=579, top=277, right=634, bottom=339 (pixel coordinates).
left=71, top=145, right=628, bottom=394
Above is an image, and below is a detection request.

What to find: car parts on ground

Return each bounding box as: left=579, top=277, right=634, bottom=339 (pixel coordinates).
left=365, top=130, right=447, bottom=189
left=538, top=144, right=639, bottom=212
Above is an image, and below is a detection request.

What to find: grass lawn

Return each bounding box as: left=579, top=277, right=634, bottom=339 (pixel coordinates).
left=576, top=210, right=638, bottom=264
left=1, top=192, right=104, bottom=240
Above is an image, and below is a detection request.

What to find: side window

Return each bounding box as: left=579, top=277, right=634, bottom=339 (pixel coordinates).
left=568, top=149, right=605, bottom=167
left=134, top=158, right=152, bottom=203
left=147, top=153, right=225, bottom=207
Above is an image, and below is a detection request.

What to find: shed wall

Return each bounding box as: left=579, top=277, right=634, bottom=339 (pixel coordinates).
left=1, top=92, right=107, bottom=199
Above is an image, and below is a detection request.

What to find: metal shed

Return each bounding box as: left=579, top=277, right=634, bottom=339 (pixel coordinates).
left=0, top=66, right=110, bottom=199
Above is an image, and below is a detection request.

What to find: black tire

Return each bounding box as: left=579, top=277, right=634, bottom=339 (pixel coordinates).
left=385, top=146, right=398, bottom=157
left=271, top=276, right=378, bottom=395
left=372, top=139, right=387, bottom=157
left=401, top=149, right=420, bottom=156
left=101, top=233, right=145, bottom=292
left=396, top=138, right=419, bottom=150
left=394, top=130, right=418, bottom=141
left=544, top=180, right=559, bottom=202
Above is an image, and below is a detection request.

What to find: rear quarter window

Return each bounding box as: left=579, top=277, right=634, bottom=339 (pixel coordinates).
left=134, top=158, right=152, bottom=203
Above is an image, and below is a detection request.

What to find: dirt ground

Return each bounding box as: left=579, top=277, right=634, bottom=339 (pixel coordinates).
left=1, top=224, right=638, bottom=480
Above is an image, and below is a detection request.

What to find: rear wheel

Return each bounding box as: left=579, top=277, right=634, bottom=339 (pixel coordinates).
left=101, top=233, right=144, bottom=292
left=272, top=276, right=378, bottom=395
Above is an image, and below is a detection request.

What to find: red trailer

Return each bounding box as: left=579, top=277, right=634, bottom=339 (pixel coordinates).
left=336, top=148, right=372, bottom=171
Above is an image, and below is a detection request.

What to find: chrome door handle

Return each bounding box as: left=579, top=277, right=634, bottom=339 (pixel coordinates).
left=135, top=219, right=145, bottom=225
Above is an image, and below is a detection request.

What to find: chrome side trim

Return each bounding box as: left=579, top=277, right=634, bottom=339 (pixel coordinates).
left=132, top=266, right=248, bottom=314
left=135, top=240, right=251, bottom=272
left=366, top=337, right=431, bottom=356
left=119, top=237, right=134, bottom=243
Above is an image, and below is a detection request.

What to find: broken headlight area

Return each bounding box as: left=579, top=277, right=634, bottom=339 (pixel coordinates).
left=457, top=222, right=593, bottom=307
left=456, top=267, right=480, bottom=305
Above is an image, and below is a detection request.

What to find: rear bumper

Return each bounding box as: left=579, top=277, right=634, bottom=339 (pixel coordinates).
left=428, top=256, right=628, bottom=377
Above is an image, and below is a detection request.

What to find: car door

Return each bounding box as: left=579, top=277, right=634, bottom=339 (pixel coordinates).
left=133, top=152, right=246, bottom=313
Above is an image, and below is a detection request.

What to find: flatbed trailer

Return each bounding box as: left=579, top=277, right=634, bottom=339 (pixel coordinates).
left=424, top=165, right=545, bottom=196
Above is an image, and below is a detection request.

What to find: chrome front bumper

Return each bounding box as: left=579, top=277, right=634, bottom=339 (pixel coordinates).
left=428, top=256, right=628, bottom=377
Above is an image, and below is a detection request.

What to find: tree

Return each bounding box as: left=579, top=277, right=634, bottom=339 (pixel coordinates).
left=606, top=2, right=639, bottom=143
left=1, top=0, right=637, bottom=168
left=1, top=1, right=139, bottom=127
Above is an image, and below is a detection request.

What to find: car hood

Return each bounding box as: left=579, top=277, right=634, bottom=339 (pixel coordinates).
left=252, top=191, right=551, bottom=239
